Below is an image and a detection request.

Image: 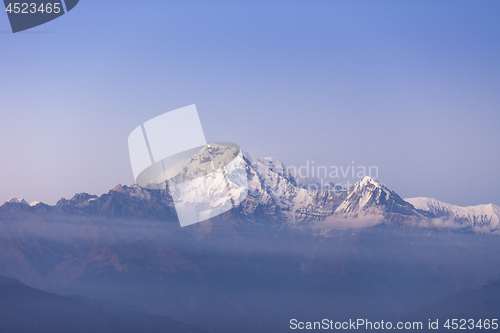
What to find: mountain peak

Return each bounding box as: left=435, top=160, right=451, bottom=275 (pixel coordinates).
left=6, top=197, right=29, bottom=205
left=334, top=176, right=417, bottom=219
left=355, top=176, right=390, bottom=189
left=113, top=184, right=127, bottom=192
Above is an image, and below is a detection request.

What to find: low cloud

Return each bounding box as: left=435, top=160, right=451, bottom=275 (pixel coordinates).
left=414, top=218, right=466, bottom=230
left=311, top=215, right=384, bottom=230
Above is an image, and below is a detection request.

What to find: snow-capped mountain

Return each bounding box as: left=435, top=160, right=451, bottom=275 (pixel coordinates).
left=7, top=197, right=39, bottom=206
left=242, top=154, right=426, bottom=223
left=333, top=176, right=419, bottom=219
left=405, top=197, right=500, bottom=232
left=1, top=152, right=499, bottom=233
left=7, top=197, right=29, bottom=205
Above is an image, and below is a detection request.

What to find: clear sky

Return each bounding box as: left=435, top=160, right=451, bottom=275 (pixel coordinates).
left=1, top=0, right=499, bottom=206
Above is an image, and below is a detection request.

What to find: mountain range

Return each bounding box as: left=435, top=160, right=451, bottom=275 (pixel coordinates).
left=3, top=152, right=499, bottom=234
left=1, top=152, right=500, bottom=332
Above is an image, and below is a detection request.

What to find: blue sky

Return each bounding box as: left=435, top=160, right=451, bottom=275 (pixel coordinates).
left=1, top=0, right=499, bottom=206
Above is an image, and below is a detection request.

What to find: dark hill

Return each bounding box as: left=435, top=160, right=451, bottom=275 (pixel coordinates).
left=0, top=275, right=207, bottom=333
